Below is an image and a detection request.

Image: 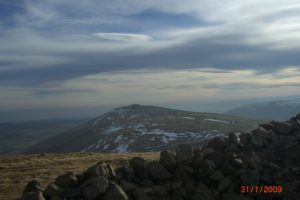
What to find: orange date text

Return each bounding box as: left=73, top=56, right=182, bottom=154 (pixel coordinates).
left=240, top=185, right=283, bottom=194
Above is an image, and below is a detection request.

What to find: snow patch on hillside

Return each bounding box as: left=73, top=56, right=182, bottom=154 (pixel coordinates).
left=115, top=144, right=129, bottom=153
left=104, top=125, right=123, bottom=134
left=204, top=118, right=230, bottom=124
left=183, top=117, right=195, bottom=120
left=114, top=135, right=124, bottom=143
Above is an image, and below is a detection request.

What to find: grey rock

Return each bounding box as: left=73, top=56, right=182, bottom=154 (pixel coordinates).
left=224, top=143, right=240, bottom=153
left=263, top=145, right=277, bottom=162
left=120, top=180, right=138, bottom=193
left=178, top=187, right=190, bottom=199
left=251, top=128, right=267, bottom=146
left=22, top=180, right=44, bottom=194
left=260, top=123, right=274, bottom=130
left=194, top=168, right=210, bottom=185
left=260, top=169, right=273, bottom=184
left=83, top=161, right=115, bottom=179
left=153, top=185, right=168, bottom=196
left=140, top=179, right=154, bottom=187
left=171, top=181, right=182, bottom=190
left=82, top=176, right=108, bottom=199
left=147, top=161, right=172, bottom=180
left=192, top=154, right=203, bottom=168
left=206, top=150, right=224, bottom=167
left=103, top=182, right=128, bottom=200
left=200, top=159, right=216, bottom=176
left=277, top=135, right=298, bottom=149
left=49, top=196, right=62, bottom=200
left=176, top=144, right=193, bottom=163
left=171, top=191, right=184, bottom=200
left=159, top=150, right=176, bottom=171
left=271, top=121, right=293, bottom=134
left=174, top=164, right=190, bottom=183
left=220, top=161, right=236, bottom=175
left=21, top=191, right=45, bottom=200
left=129, top=157, right=148, bottom=180
left=200, top=148, right=214, bottom=158
left=133, top=188, right=154, bottom=200
left=119, top=166, right=135, bottom=182
left=193, top=183, right=214, bottom=200
left=217, top=177, right=232, bottom=192
left=284, top=144, right=300, bottom=158
left=54, top=172, right=77, bottom=187
left=44, top=183, right=61, bottom=197
left=210, top=187, right=220, bottom=199
left=62, top=186, right=81, bottom=198
left=115, top=167, right=125, bottom=180
left=194, top=183, right=212, bottom=195
left=244, top=152, right=262, bottom=168
left=230, top=158, right=244, bottom=168
left=209, top=170, right=224, bottom=181
left=191, top=192, right=214, bottom=200
left=140, top=187, right=154, bottom=195
left=269, top=162, right=281, bottom=170
left=207, top=137, right=227, bottom=150
left=228, top=132, right=240, bottom=146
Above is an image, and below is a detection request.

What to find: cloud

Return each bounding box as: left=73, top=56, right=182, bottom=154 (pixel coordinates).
left=93, top=32, right=151, bottom=42
left=1, top=1, right=300, bottom=82
left=1, top=29, right=300, bottom=85
left=1, top=68, right=300, bottom=111
left=1, top=0, right=300, bottom=120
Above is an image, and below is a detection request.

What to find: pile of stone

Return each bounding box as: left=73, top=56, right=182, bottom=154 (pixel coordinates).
left=21, top=114, right=300, bottom=200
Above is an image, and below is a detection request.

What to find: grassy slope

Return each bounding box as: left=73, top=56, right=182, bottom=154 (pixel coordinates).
left=0, top=153, right=159, bottom=200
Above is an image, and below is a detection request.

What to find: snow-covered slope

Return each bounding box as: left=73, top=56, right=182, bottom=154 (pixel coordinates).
left=25, top=104, right=260, bottom=153
left=226, top=99, right=300, bottom=120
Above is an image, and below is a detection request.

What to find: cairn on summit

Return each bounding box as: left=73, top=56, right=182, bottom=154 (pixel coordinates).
left=21, top=114, right=300, bottom=200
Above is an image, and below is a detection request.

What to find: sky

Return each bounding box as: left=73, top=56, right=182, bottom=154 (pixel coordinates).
left=1, top=0, right=300, bottom=121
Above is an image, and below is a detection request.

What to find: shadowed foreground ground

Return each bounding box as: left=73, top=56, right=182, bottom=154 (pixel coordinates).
left=0, top=152, right=159, bottom=200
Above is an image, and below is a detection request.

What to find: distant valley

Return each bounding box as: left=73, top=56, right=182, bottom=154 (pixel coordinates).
left=0, top=119, right=86, bottom=155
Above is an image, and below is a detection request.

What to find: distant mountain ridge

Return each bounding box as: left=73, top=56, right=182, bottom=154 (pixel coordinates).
left=226, top=98, right=300, bottom=120
left=25, top=104, right=260, bottom=154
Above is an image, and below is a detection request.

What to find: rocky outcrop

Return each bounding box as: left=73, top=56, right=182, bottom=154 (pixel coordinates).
left=20, top=114, right=300, bottom=200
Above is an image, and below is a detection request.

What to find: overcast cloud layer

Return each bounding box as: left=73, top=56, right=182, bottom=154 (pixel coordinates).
left=1, top=0, right=300, bottom=120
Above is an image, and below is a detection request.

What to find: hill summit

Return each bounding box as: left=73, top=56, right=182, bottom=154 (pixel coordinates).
left=25, top=104, right=259, bottom=154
